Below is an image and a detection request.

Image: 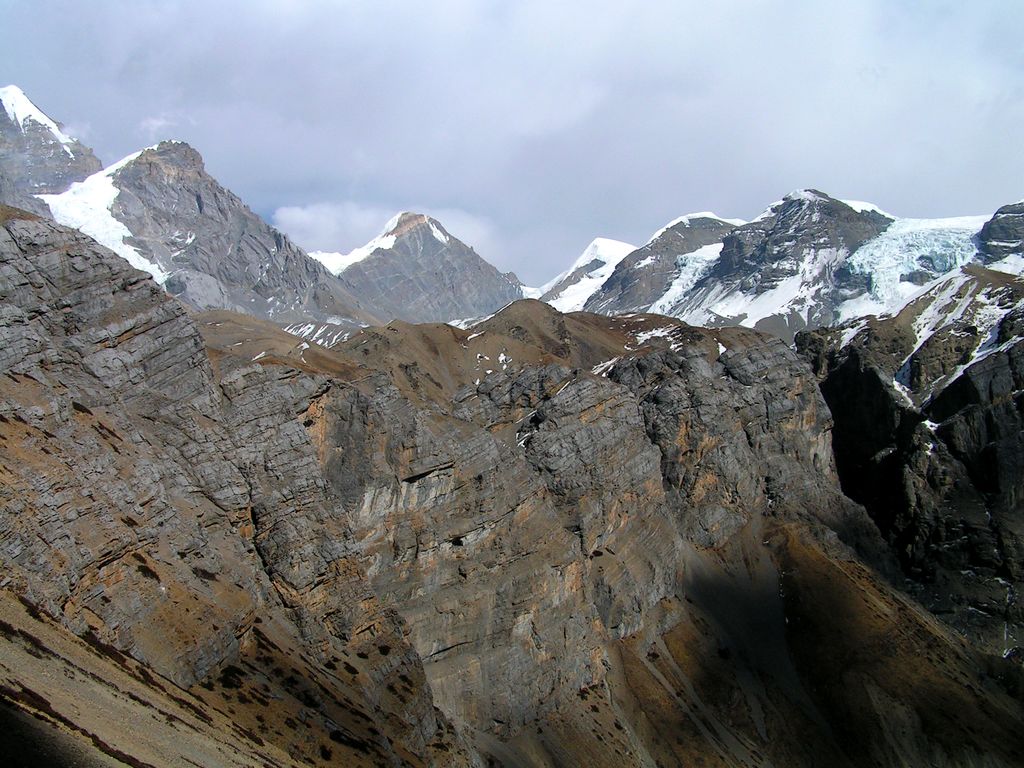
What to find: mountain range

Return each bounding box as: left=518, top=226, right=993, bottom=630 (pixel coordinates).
left=2, top=83, right=1024, bottom=767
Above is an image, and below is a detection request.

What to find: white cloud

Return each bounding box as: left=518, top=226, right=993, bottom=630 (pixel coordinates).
left=138, top=115, right=175, bottom=138
left=5, top=1, right=1024, bottom=286
left=272, top=202, right=395, bottom=253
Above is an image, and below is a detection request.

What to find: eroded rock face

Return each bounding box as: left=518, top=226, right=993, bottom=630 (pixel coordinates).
left=797, top=266, right=1024, bottom=654
left=3, top=210, right=1023, bottom=765
left=0, top=209, right=465, bottom=765
left=290, top=303, right=1022, bottom=766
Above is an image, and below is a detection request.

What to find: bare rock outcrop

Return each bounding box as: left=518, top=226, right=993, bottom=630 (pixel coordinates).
left=797, top=265, right=1024, bottom=654
left=0, top=208, right=468, bottom=765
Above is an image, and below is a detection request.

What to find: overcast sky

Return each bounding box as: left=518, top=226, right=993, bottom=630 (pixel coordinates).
left=4, top=0, right=1022, bottom=284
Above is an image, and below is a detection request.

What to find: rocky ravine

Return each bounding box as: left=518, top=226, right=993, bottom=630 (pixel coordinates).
left=2, top=208, right=1022, bottom=766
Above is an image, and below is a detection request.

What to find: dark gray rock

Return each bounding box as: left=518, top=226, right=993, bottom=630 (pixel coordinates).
left=683, top=192, right=889, bottom=340
left=797, top=268, right=1024, bottom=653
left=584, top=216, right=737, bottom=315
left=980, top=202, right=1024, bottom=262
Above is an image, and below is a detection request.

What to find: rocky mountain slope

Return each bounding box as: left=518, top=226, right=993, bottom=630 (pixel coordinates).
left=309, top=212, right=525, bottom=324
left=4, top=207, right=1022, bottom=766
left=0, top=85, right=102, bottom=216
left=547, top=191, right=1023, bottom=343
left=583, top=213, right=744, bottom=316
left=39, top=140, right=381, bottom=329
left=0, top=205, right=471, bottom=766
left=797, top=257, right=1024, bottom=656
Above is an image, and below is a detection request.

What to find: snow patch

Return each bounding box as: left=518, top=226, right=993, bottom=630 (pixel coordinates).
left=429, top=221, right=449, bottom=245
left=840, top=320, right=868, bottom=347
left=634, top=326, right=676, bottom=345
left=39, top=148, right=170, bottom=283
left=988, top=254, right=1024, bottom=277
left=543, top=237, right=636, bottom=312
left=841, top=199, right=893, bottom=217
left=645, top=212, right=745, bottom=245
left=784, top=189, right=827, bottom=204
left=591, top=357, right=619, bottom=377
left=648, top=242, right=725, bottom=315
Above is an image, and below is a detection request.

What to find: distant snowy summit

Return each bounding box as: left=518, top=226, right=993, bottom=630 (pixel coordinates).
left=307, top=211, right=525, bottom=324
left=39, top=140, right=379, bottom=327
left=0, top=84, right=101, bottom=215
left=3, top=84, right=529, bottom=332
left=4, top=84, right=1022, bottom=349
left=539, top=237, right=637, bottom=312
left=311, top=212, right=451, bottom=275
left=545, top=190, right=1024, bottom=342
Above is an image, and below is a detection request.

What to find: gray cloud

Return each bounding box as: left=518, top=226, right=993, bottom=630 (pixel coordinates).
left=3, top=0, right=1022, bottom=284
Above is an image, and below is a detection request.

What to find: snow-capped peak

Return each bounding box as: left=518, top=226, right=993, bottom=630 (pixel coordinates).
left=541, top=237, right=636, bottom=311
left=311, top=211, right=454, bottom=276
left=567, top=237, right=636, bottom=274
left=783, top=188, right=827, bottom=204
left=312, top=227, right=398, bottom=275
left=381, top=211, right=404, bottom=235
left=0, top=84, right=77, bottom=156
left=644, top=212, right=746, bottom=245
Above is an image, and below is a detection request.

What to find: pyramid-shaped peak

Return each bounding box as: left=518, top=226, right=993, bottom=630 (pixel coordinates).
left=0, top=84, right=77, bottom=146
left=379, top=211, right=457, bottom=247
left=384, top=211, right=443, bottom=236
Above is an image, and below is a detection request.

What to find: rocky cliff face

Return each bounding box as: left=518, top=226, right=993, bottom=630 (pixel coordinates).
left=0, top=86, right=102, bottom=217
left=194, top=296, right=1024, bottom=765
left=980, top=201, right=1024, bottom=263
left=320, top=212, right=524, bottom=324
left=0, top=207, right=468, bottom=766
left=3, top=208, right=1023, bottom=766
left=797, top=264, right=1024, bottom=656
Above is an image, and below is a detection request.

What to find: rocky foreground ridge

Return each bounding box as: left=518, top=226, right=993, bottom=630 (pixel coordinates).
left=2, top=208, right=1023, bottom=766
